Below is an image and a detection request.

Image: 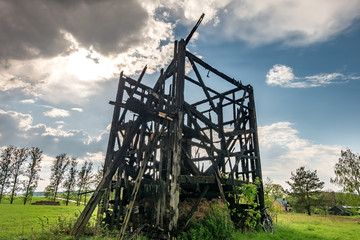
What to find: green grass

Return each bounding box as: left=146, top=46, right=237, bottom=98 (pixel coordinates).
left=233, top=212, right=360, bottom=240
left=1, top=200, right=360, bottom=240
left=0, top=197, right=86, bottom=239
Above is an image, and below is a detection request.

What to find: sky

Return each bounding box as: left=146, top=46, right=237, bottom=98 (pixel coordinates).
left=1, top=0, right=360, bottom=192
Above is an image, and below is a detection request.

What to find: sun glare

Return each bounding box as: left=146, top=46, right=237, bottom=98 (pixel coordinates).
left=66, top=48, right=117, bottom=81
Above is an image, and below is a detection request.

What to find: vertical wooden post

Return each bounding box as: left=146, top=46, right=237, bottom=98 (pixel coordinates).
left=99, top=73, right=125, bottom=223
left=248, top=86, right=265, bottom=209
left=169, top=39, right=186, bottom=232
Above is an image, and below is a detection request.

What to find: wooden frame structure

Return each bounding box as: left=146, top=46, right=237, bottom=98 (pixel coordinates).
left=71, top=14, right=265, bottom=239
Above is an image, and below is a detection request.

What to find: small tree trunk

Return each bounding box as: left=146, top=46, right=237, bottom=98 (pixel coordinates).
left=66, top=190, right=70, bottom=206
left=53, top=186, right=58, bottom=201
left=10, top=177, right=18, bottom=204
left=23, top=190, right=29, bottom=205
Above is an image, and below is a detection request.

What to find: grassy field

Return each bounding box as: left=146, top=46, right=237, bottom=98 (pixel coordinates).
left=0, top=197, right=86, bottom=239
left=234, top=212, right=360, bottom=240
left=0, top=199, right=359, bottom=240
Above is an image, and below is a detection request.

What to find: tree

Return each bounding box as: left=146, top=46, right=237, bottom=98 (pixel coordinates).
left=286, top=166, right=324, bottom=215
left=9, top=147, right=28, bottom=204
left=46, top=154, right=70, bottom=201
left=77, top=161, right=93, bottom=205
left=0, top=146, right=15, bottom=203
left=263, top=177, right=285, bottom=207
left=92, top=163, right=104, bottom=189
left=272, top=184, right=285, bottom=200
left=263, top=177, right=274, bottom=207
left=331, top=148, right=360, bottom=197
left=23, top=147, right=43, bottom=205
left=63, top=158, right=78, bottom=206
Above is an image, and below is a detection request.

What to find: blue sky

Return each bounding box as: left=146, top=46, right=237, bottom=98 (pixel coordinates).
left=1, top=0, right=360, bottom=191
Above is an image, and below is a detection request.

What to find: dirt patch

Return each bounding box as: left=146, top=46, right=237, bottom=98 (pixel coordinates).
left=31, top=201, right=60, bottom=206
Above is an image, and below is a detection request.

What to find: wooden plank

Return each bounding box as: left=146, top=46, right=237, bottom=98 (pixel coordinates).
left=118, top=127, right=162, bottom=240
left=186, top=108, right=227, bottom=204
left=181, top=144, right=200, bottom=175
left=184, top=103, right=219, bottom=132
left=186, top=51, right=247, bottom=90
left=185, top=13, right=205, bottom=45
left=188, top=56, right=217, bottom=112
left=184, top=185, right=209, bottom=227
left=169, top=39, right=186, bottom=232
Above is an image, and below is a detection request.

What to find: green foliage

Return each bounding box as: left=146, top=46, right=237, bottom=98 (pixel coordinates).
left=64, top=158, right=78, bottom=206
left=263, top=177, right=285, bottom=208
left=77, top=161, right=93, bottom=205
left=47, top=154, right=71, bottom=201
left=9, top=147, right=28, bottom=204
left=0, top=146, right=16, bottom=203
left=23, top=147, right=43, bottom=205
left=180, top=205, right=235, bottom=240
left=286, top=166, right=324, bottom=215
left=227, top=179, right=262, bottom=232
left=337, top=192, right=360, bottom=206
left=331, top=148, right=360, bottom=197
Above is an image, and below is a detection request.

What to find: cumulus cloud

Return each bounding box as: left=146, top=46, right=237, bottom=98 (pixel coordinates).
left=0, top=0, right=176, bottom=104
left=0, top=109, right=33, bottom=131
left=1, top=0, right=360, bottom=105
left=266, top=64, right=360, bottom=88
left=219, top=0, right=360, bottom=46
left=154, top=0, right=360, bottom=46
left=43, top=107, right=70, bottom=118
left=21, top=99, right=35, bottom=104
left=258, top=122, right=341, bottom=189
left=0, top=0, right=149, bottom=60
left=78, top=151, right=105, bottom=164
left=71, top=108, right=83, bottom=112
left=0, top=109, right=108, bottom=157
left=146, top=0, right=231, bottom=26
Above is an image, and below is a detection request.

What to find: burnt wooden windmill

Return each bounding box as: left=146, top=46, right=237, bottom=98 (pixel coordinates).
left=71, top=14, right=265, bottom=239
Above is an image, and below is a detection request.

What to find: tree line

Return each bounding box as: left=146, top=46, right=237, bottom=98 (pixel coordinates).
left=0, top=146, right=42, bottom=204
left=44, top=153, right=101, bottom=205
left=264, top=148, right=360, bottom=215
left=2, top=145, right=359, bottom=212
left=0, top=146, right=102, bottom=205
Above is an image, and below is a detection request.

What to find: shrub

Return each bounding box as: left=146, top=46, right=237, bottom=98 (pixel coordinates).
left=179, top=205, right=235, bottom=240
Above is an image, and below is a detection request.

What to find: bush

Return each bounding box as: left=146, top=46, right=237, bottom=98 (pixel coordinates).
left=179, top=205, right=235, bottom=240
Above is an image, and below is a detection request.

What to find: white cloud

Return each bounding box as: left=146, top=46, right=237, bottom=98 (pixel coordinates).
left=0, top=109, right=107, bottom=156
left=21, top=99, right=35, bottom=104
left=259, top=121, right=342, bottom=190
left=220, top=0, right=360, bottom=46
left=154, top=0, right=360, bottom=46
left=43, top=107, right=70, bottom=118
left=71, top=108, right=83, bottom=112
left=0, top=109, right=33, bottom=131
left=78, top=151, right=105, bottom=164
left=0, top=19, right=174, bottom=104
left=149, top=0, right=231, bottom=25
left=1, top=1, right=360, bottom=105
left=266, top=64, right=359, bottom=88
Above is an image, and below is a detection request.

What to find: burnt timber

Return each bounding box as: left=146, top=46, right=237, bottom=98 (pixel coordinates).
left=71, top=14, right=265, bottom=239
